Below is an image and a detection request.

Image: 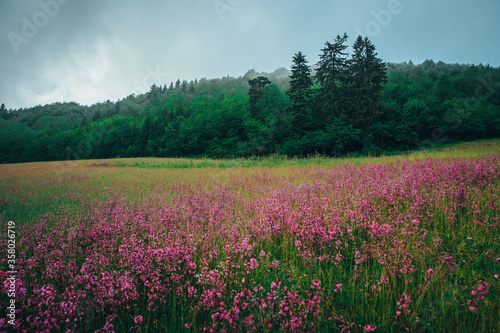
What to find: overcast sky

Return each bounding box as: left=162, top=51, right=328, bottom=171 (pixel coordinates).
left=1, top=0, right=499, bottom=109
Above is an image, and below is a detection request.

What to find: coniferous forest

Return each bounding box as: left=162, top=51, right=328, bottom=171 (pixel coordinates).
left=1, top=34, right=500, bottom=163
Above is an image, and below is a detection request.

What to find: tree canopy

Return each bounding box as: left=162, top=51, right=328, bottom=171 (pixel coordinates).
left=1, top=35, right=499, bottom=163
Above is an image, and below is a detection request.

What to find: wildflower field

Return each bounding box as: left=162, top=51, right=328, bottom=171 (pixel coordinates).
left=1, top=140, right=500, bottom=332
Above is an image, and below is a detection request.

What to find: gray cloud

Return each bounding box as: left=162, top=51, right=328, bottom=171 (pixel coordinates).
left=1, top=0, right=499, bottom=109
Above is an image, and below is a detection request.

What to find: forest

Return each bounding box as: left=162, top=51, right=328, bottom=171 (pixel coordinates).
left=1, top=34, right=499, bottom=163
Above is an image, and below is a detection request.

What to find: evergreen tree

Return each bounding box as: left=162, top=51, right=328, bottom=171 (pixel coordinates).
left=181, top=80, right=188, bottom=93
left=91, top=110, right=101, bottom=122
left=175, top=79, right=181, bottom=89
left=0, top=103, right=7, bottom=120
left=148, top=84, right=158, bottom=98
left=315, top=33, right=349, bottom=123
left=248, top=76, right=271, bottom=118
left=288, top=52, right=313, bottom=137
left=347, top=36, right=386, bottom=133
left=169, top=82, right=174, bottom=90
left=114, top=102, right=121, bottom=115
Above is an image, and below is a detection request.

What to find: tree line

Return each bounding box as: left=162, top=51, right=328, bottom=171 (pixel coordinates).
left=1, top=34, right=500, bottom=163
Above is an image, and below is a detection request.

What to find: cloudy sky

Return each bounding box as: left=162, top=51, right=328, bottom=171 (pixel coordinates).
left=1, top=0, right=499, bottom=109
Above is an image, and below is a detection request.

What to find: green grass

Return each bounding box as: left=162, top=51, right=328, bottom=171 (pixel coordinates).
left=1, top=139, right=499, bottom=225
left=0, top=139, right=499, bottom=332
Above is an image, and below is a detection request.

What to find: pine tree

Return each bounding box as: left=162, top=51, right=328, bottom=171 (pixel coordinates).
left=114, top=102, right=121, bottom=115
left=181, top=80, right=188, bottom=93
left=248, top=76, right=271, bottom=118
left=0, top=103, right=7, bottom=120
left=315, top=33, right=349, bottom=123
left=347, top=36, right=386, bottom=133
left=288, top=52, right=313, bottom=137
left=148, top=84, right=158, bottom=98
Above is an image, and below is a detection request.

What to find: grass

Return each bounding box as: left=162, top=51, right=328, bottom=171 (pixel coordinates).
left=0, top=139, right=499, bottom=332
left=1, top=139, right=499, bottom=225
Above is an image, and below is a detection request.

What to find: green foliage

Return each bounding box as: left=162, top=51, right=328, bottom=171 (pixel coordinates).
left=248, top=76, right=272, bottom=119
left=315, top=33, right=349, bottom=123
left=346, top=36, right=386, bottom=133
left=0, top=119, right=33, bottom=163
left=280, top=117, right=361, bottom=157
left=0, top=48, right=499, bottom=164
left=288, top=52, right=314, bottom=137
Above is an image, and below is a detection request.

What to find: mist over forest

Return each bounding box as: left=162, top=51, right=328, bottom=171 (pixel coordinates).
left=1, top=35, right=499, bottom=163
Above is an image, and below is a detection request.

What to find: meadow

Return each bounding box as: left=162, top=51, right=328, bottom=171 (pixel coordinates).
left=1, top=140, right=499, bottom=332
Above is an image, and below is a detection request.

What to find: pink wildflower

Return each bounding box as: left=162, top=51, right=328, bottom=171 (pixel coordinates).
left=363, top=324, right=377, bottom=332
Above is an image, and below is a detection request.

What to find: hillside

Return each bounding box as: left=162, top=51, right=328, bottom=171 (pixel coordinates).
left=1, top=55, right=499, bottom=163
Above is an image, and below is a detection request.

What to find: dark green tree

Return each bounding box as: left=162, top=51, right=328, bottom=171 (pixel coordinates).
left=181, top=80, right=188, bottom=93
left=148, top=84, right=162, bottom=99
left=315, top=33, right=349, bottom=123
left=80, top=116, right=89, bottom=129
left=248, top=76, right=271, bottom=119
left=288, top=52, right=313, bottom=137
left=0, top=103, right=8, bottom=120
left=347, top=36, right=386, bottom=133
left=91, top=110, right=101, bottom=122
left=435, top=74, right=455, bottom=102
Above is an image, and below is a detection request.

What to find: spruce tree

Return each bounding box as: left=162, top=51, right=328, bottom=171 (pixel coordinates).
left=181, top=80, right=188, bottom=93
left=347, top=36, right=386, bottom=133
left=248, top=76, right=271, bottom=119
left=0, top=103, right=7, bottom=120
left=315, top=33, right=349, bottom=123
left=288, top=52, right=313, bottom=137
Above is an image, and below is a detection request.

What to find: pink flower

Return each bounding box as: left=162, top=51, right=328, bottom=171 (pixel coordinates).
left=363, top=324, right=377, bottom=332
left=469, top=306, right=478, bottom=312
left=494, top=274, right=499, bottom=279
left=133, top=315, right=143, bottom=325
left=396, top=311, right=401, bottom=316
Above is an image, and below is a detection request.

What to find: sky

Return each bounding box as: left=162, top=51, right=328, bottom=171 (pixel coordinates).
left=1, top=0, right=499, bottom=110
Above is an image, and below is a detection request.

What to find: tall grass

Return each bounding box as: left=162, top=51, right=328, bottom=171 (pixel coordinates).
left=0, top=139, right=499, bottom=332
